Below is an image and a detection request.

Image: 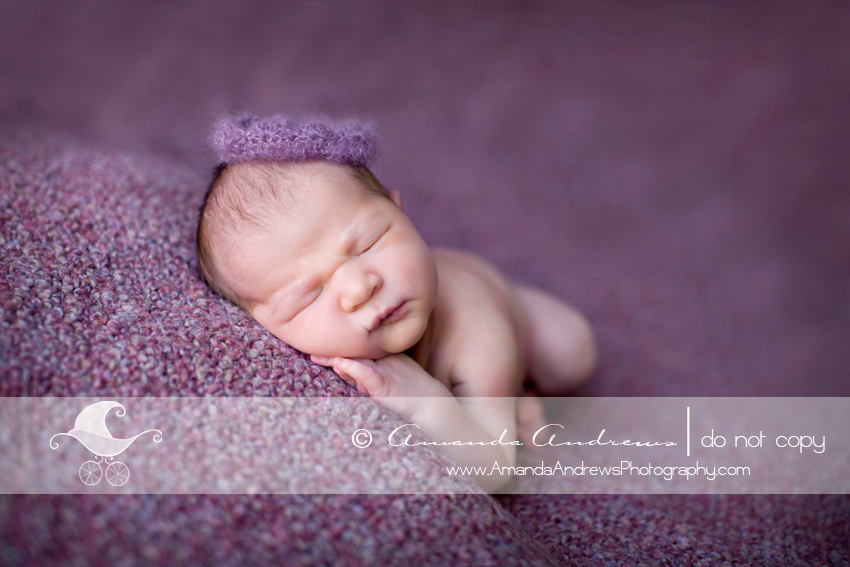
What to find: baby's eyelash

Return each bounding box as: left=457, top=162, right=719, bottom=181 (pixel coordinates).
left=359, top=239, right=378, bottom=255
left=305, top=286, right=323, bottom=306
left=359, top=228, right=389, bottom=255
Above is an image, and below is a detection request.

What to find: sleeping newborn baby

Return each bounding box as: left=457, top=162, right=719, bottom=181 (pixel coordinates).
left=197, top=114, right=596, bottom=492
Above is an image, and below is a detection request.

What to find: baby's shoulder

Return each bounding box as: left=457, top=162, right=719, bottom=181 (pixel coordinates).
left=428, top=248, right=525, bottom=396
left=432, top=248, right=511, bottom=308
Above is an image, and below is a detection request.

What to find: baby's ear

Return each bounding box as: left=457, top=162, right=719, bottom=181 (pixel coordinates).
left=389, top=190, right=405, bottom=212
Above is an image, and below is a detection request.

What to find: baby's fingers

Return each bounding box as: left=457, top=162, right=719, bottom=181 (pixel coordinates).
left=332, top=357, right=389, bottom=398
left=311, top=356, right=357, bottom=389
left=310, top=355, right=334, bottom=366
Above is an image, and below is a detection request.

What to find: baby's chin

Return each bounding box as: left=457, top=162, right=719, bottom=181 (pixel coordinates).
left=309, top=317, right=426, bottom=360
left=374, top=315, right=429, bottom=355
left=307, top=344, right=398, bottom=360
left=338, top=333, right=419, bottom=360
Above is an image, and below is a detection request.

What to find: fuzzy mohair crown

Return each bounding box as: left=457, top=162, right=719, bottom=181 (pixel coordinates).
left=210, top=113, right=377, bottom=168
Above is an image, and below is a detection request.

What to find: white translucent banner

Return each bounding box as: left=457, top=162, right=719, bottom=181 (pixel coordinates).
left=0, top=397, right=846, bottom=494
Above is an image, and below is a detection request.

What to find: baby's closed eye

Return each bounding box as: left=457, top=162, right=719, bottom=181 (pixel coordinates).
left=271, top=280, right=323, bottom=323
left=305, top=285, right=323, bottom=305
left=356, top=225, right=390, bottom=256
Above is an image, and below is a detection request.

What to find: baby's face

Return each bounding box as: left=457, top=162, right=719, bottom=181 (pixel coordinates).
left=219, top=162, right=438, bottom=359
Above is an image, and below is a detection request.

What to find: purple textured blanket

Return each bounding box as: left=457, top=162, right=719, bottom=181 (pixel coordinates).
left=2, top=1, right=849, bottom=565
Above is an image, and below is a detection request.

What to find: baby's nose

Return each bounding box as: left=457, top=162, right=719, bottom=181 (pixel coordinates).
left=339, top=272, right=382, bottom=312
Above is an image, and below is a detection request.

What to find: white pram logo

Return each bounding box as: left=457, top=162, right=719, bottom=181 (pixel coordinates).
left=49, top=401, right=162, bottom=486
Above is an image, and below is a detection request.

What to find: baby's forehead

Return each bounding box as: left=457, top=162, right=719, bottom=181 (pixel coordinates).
left=209, top=161, right=390, bottom=252
left=209, top=162, right=310, bottom=231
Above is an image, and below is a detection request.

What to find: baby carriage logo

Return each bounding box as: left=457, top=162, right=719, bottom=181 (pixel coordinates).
left=49, top=401, right=162, bottom=486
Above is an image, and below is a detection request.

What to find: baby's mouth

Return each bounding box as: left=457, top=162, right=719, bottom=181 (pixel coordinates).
left=370, top=301, right=408, bottom=331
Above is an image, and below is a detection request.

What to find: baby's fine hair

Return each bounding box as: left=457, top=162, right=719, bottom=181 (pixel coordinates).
left=195, top=161, right=390, bottom=311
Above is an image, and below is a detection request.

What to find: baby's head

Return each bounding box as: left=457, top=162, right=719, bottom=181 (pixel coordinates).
left=197, top=114, right=438, bottom=359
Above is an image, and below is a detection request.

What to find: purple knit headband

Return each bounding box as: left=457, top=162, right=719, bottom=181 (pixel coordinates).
left=210, top=113, right=377, bottom=168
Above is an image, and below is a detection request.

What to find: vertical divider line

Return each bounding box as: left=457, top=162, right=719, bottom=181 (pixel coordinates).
left=687, top=406, right=691, bottom=457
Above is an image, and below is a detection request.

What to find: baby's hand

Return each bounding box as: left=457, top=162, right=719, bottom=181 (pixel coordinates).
left=312, top=353, right=516, bottom=492
left=310, top=354, right=451, bottom=420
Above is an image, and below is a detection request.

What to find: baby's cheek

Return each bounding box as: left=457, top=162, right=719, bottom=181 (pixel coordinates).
left=311, top=316, right=367, bottom=358
left=275, top=319, right=319, bottom=354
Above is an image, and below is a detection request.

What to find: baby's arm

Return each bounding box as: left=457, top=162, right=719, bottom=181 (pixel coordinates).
left=311, top=353, right=516, bottom=493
